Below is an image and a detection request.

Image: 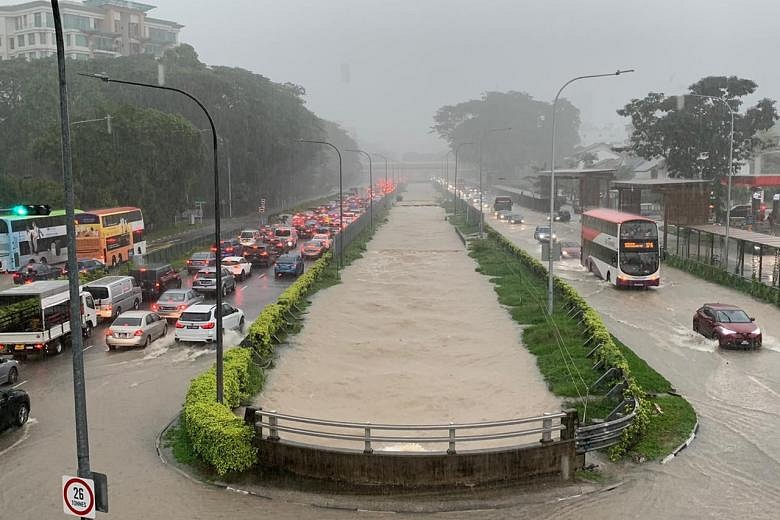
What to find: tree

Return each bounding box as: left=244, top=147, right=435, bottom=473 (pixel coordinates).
left=618, top=76, right=777, bottom=180
left=432, top=91, right=581, bottom=180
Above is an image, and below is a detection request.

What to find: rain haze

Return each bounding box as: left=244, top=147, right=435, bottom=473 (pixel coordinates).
left=155, top=0, right=780, bottom=153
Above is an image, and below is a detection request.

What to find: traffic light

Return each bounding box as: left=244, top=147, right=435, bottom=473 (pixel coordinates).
left=2, top=204, right=52, bottom=216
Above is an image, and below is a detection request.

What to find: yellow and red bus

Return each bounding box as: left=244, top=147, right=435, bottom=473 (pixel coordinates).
left=75, top=207, right=146, bottom=266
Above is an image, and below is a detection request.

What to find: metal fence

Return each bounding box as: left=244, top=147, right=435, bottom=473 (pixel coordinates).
left=331, top=193, right=395, bottom=258
left=575, top=395, right=637, bottom=453
left=250, top=409, right=571, bottom=454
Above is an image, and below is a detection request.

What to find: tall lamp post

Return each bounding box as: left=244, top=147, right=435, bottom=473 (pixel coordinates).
left=479, top=127, right=512, bottom=237
left=547, top=69, right=634, bottom=314
left=80, top=71, right=228, bottom=404
left=683, top=93, right=736, bottom=270
left=443, top=151, right=452, bottom=192
left=345, top=148, right=373, bottom=231
left=453, top=141, right=475, bottom=216
left=299, top=139, right=344, bottom=269
left=374, top=153, right=389, bottom=193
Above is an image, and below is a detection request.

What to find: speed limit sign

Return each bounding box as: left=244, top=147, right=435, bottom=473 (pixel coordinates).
left=63, top=475, right=95, bottom=518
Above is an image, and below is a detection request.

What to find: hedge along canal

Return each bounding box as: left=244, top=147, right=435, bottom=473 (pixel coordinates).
left=443, top=207, right=696, bottom=463
left=166, top=199, right=394, bottom=477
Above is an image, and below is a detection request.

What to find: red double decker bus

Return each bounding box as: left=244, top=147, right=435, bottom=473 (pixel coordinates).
left=580, top=208, right=660, bottom=288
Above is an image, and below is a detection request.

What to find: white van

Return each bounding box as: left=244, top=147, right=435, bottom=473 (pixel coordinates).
left=83, top=275, right=143, bottom=321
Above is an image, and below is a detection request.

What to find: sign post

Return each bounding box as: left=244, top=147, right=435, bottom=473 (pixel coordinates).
left=63, top=475, right=95, bottom=519
left=258, top=198, right=267, bottom=226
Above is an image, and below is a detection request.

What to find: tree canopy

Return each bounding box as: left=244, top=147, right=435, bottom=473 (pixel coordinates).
left=0, top=44, right=361, bottom=229
left=618, top=75, right=778, bottom=181
left=431, top=91, right=581, bottom=179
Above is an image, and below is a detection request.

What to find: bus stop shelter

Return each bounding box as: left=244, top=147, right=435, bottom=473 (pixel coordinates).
left=536, top=168, right=616, bottom=210
left=672, top=224, right=780, bottom=286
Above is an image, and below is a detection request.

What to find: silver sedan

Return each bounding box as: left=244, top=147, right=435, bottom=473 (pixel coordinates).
left=106, top=311, right=168, bottom=350
left=152, top=289, right=204, bottom=320
left=0, top=357, right=20, bottom=385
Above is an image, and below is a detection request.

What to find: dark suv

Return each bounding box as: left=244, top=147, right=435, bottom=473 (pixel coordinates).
left=12, top=262, right=62, bottom=284
left=211, top=239, right=243, bottom=257
left=243, top=243, right=277, bottom=267
left=130, top=264, right=182, bottom=299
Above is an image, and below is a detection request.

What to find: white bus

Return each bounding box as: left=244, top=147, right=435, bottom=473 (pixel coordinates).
left=581, top=208, right=660, bottom=288
left=0, top=210, right=73, bottom=273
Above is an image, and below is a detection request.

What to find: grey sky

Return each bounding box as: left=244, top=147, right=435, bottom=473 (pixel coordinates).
left=60, top=1, right=780, bottom=153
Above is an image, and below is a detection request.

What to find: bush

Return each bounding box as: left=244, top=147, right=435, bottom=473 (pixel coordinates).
left=182, top=348, right=263, bottom=475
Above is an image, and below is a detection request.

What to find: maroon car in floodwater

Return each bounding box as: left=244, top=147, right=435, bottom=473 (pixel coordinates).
left=693, top=303, right=762, bottom=349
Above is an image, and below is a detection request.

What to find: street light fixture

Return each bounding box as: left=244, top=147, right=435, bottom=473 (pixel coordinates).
left=453, top=141, right=476, bottom=216
left=345, top=148, right=373, bottom=232
left=79, top=71, right=228, bottom=404
left=547, top=69, right=635, bottom=314
left=72, top=114, right=112, bottom=133
left=298, top=139, right=344, bottom=269
left=479, top=127, right=512, bottom=237
left=682, top=93, right=736, bottom=270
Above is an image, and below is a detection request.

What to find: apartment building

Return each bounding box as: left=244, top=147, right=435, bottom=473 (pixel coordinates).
left=0, top=0, right=182, bottom=60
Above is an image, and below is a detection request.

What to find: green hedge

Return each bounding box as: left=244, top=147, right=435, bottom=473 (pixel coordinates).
left=484, top=226, right=650, bottom=459
left=181, top=253, right=332, bottom=475
left=665, top=254, right=780, bottom=306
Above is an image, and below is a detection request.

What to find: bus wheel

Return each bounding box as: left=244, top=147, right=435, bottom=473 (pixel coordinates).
left=606, top=272, right=611, bottom=283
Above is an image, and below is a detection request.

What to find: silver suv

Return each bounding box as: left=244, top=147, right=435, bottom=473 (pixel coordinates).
left=192, top=267, right=236, bottom=297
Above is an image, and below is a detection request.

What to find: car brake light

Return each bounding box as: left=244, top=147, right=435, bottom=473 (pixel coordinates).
left=134, top=329, right=143, bottom=336
left=35, top=343, right=44, bottom=350
left=187, top=260, right=192, bottom=264
left=175, top=322, right=185, bottom=328
left=152, top=304, right=158, bottom=311
left=107, top=328, right=113, bottom=336
left=200, top=322, right=215, bottom=329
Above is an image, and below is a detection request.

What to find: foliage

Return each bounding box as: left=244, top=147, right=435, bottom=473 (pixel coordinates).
left=0, top=44, right=361, bottom=229
left=618, top=76, right=777, bottom=219
left=181, top=348, right=262, bottom=476
left=431, top=91, right=580, bottom=177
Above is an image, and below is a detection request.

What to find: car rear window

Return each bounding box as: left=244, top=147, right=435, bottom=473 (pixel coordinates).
left=180, top=311, right=210, bottom=322
left=240, top=231, right=255, bottom=239
left=191, top=252, right=211, bottom=260
left=199, top=272, right=217, bottom=279
left=84, top=286, right=109, bottom=300
left=275, top=229, right=291, bottom=237
left=222, top=260, right=239, bottom=266
left=113, top=316, right=141, bottom=326
left=160, top=292, right=185, bottom=302
left=278, top=255, right=294, bottom=263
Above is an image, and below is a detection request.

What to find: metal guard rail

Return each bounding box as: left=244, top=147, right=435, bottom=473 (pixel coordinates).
left=253, top=410, right=567, bottom=454
left=574, top=396, right=637, bottom=454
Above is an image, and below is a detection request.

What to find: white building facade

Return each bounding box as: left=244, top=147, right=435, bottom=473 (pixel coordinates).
left=0, top=0, right=182, bottom=61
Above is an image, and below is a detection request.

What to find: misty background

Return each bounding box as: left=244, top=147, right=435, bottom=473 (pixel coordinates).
left=151, top=0, right=780, bottom=154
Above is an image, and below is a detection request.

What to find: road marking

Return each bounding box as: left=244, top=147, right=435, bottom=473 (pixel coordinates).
left=83, top=345, right=94, bottom=352
left=240, top=285, right=248, bottom=291
left=748, top=375, right=780, bottom=399
left=12, top=380, right=27, bottom=388
left=0, top=419, right=35, bottom=457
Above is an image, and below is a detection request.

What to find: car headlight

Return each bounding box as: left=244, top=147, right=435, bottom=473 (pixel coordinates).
left=718, top=327, right=737, bottom=335
left=753, top=328, right=761, bottom=336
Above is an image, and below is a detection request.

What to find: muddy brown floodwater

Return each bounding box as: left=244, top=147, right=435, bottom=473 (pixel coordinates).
left=258, top=182, right=559, bottom=451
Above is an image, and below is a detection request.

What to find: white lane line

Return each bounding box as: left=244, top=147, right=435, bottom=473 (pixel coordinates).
left=239, top=285, right=248, bottom=292
left=83, top=345, right=94, bottom=352
left=256, top=273, right=266, bottom=279
left=12, top=380, right=27, bottom=389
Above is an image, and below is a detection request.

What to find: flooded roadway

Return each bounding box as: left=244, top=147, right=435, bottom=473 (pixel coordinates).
left=485, top=199, right=780, bottom=519
left=258, top=182, right=559, bottom=451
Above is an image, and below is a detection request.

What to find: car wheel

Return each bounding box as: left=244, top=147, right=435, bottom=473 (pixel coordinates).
left=108, top=343, right=116, bottom=351
left=162, top=324, right=168, bottom=337
left=48, top=341, right=62, bottom=356
left=83, top=323, right=92, bottom=339
left=133, top=299, right=140, bottom=310
left=7, top=367, right=18, bottom=384
left=15, top=403, right=29, bottom=427
left=177, top=279, right=182, bottom=289
left=222, top=285, right=228, bottom=297
left=693, top=322, right=698, bottom=334
left=143, top=335, right=151, bottom=349
left=114, top=306, right=122, bottom=319
left=238, top=317, right=245, bottom=333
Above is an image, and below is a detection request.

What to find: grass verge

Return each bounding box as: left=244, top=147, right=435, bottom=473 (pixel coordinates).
left=445, top=210, right=696, bottom=462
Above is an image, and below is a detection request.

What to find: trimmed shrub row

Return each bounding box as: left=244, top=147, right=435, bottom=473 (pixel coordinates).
left=181, top=253, right=333, bottom=476
left=665, top=253, right=780, bottom=306
left=484, top=226, right=650, bottom=459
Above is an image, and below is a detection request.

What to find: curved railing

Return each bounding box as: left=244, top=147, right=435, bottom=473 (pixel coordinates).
left=249, top=409, right=574, bottom=454
left=575, top=394, right=638, bottom=453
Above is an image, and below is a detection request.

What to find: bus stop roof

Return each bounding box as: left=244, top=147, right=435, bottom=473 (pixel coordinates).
left=611, top=179, right=712, bottom=191
left=689, top=224, right=780, bottom=249
left=536, top=168, right=616, bottom=179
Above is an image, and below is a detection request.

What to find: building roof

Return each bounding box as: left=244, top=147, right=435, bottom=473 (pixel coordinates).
left=536, top=168, right=616, bottom=179
left=83, top=0, right=156, bottom=12
left=611, top=179, right=712, bottom=190
left=145, top=16, right=184, bottom=28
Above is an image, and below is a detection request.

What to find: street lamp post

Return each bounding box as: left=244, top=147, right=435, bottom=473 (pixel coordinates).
left=453, top=141, right=475, bottom=216
left=374, top=153, right=389, bottom=193
left=547, top=69, right=634, bottom=314
left=80, top=71, right=228, bottom=404
left=684, top=94, right=736, bottom=270
left=479, top=127, right=512, bottom=237
left=299, top=139, right=344, bottom=269
left=345, top=148, right=373, bottom=232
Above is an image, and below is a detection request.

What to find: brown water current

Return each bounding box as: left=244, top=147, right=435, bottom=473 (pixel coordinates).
left=257, top=182, right=560, bottom=451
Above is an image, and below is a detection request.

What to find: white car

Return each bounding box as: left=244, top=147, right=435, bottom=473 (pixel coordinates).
left=174, top=303, right=245, bottom=343
left=239, top=229, right=261, bottom=247
left=221, top=256, right=252, bottom=281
